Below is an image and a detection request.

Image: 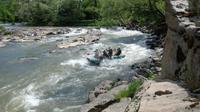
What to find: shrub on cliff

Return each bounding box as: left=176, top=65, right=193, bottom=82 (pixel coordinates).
left=115, top=80, right=143, bottom=100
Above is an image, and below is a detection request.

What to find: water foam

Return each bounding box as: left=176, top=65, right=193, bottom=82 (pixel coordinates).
left=5, top=84, right=39, bottom=112
left=22, top=84, right=40, bottom=112
left=53, top=108, right=64, bottom=112
left=60, top=58, right=88, bottom=67
left=24, top=94, right=40, bottom=107
left=5, top=73, right=68, bottom=112
left=63, top=28, right=88, bottom=37
left=100, top=28, right=143, bottom=37
left=123, top=43, right=152, bottom=62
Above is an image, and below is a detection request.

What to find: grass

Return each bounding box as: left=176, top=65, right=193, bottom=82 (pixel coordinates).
left=115, top=80, right=143, bottom=100
left=145, top=71, right=157, bottom=80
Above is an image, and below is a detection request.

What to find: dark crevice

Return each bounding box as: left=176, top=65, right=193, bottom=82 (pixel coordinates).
left=187, top=36, right=194, bottom=49
left=177, top=46, right=186, bottom=63
left=88, top=100, right=118, bottom=112
left=175, top=68, right=181, bottom=79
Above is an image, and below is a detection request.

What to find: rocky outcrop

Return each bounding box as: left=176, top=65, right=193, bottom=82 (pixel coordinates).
left=88, top=80, right=129, bottom=102
left=162, top=0, right=200, bottom=90
left=80, top=84, right=128, bottom=112
left=127, top=81, right=200, bottom=112
left=57, top=30, right=101, bottom=49
left=81, top=79, right=200, bottom=112
left=57, top=35, right=100, bottom=49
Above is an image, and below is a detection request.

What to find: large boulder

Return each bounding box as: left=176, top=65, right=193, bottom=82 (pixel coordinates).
left=126, top=81, right=200, bottom=112
left=88, top=80, right=114, bottom=102
left=80, top=84, right=128, bottom=112
left=162, top=0, right=200, bottom=90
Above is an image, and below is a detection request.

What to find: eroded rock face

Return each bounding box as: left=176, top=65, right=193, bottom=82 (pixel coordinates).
left=162, top=0, right=200, bottom=89
left=102, top=98, right=131, bottom=112
left=135, top=81, right=200, bottom=112
left=80, top=84, right=128, bottom=112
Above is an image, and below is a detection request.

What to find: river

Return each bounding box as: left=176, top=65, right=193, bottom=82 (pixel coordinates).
left=0, top=27, right=153, bottom=112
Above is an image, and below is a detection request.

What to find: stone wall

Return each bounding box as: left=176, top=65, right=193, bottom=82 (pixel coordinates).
left=162, top=0, right=200, bottom=90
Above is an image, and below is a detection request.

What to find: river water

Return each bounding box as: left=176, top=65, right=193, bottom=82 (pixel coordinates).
left=0, top=27, right=153, bottom=112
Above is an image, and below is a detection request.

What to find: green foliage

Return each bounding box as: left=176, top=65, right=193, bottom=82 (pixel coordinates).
left=29, top=3, right=52, bottom=25
left=145, top=71, right=157, bottom=79
left=57, top=0, right=84, bottom=25
left=98, top=0, right=165, bottom=27
left=82, top=0, right=100, bottom=19
left=0, top=0, right=16, bottom=22
left=115, top=80, right=143, bottom=100
left=22, top=0, right=59, bottom=25
left=0, top=0, right=165, bottom=26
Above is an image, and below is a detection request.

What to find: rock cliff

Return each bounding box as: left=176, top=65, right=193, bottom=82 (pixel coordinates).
left=162, top=0, right=200, bottom=90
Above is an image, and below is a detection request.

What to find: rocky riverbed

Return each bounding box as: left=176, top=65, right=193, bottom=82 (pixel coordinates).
left=57, top=29, right=101, bottom=49
left=0, top=27, right=69, bottom=47
left=0, top=27, right=103, bottom=48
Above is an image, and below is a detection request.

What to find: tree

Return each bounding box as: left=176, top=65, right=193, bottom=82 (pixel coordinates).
left=82, top=0, right=100, bottom=19
left=0, top=0, right=165, bottom=26
left=0, top=0, right=16, bottom=23
left=57, top=0, right=84, bottom=25
left=16, top=0, right=58, bottom=25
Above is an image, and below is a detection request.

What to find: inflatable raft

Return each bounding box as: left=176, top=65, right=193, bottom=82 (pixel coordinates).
left=87, top=55, right=125, bottom=66
left=112, top=55, right=125, bottom=59
left=87, top=57, right=102, bottom=65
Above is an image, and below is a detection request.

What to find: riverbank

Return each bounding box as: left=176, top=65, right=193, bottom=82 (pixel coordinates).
left=81, top=79, right=200, bottom=112
left=79, top=23, right=166, bottom=111
left=80, top=39, right=164, bottom=112
left=80, top=34, right=200, bottom=112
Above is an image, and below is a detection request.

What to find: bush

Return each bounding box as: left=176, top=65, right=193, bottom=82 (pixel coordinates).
left=115, top=80, right=143, bottom=100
